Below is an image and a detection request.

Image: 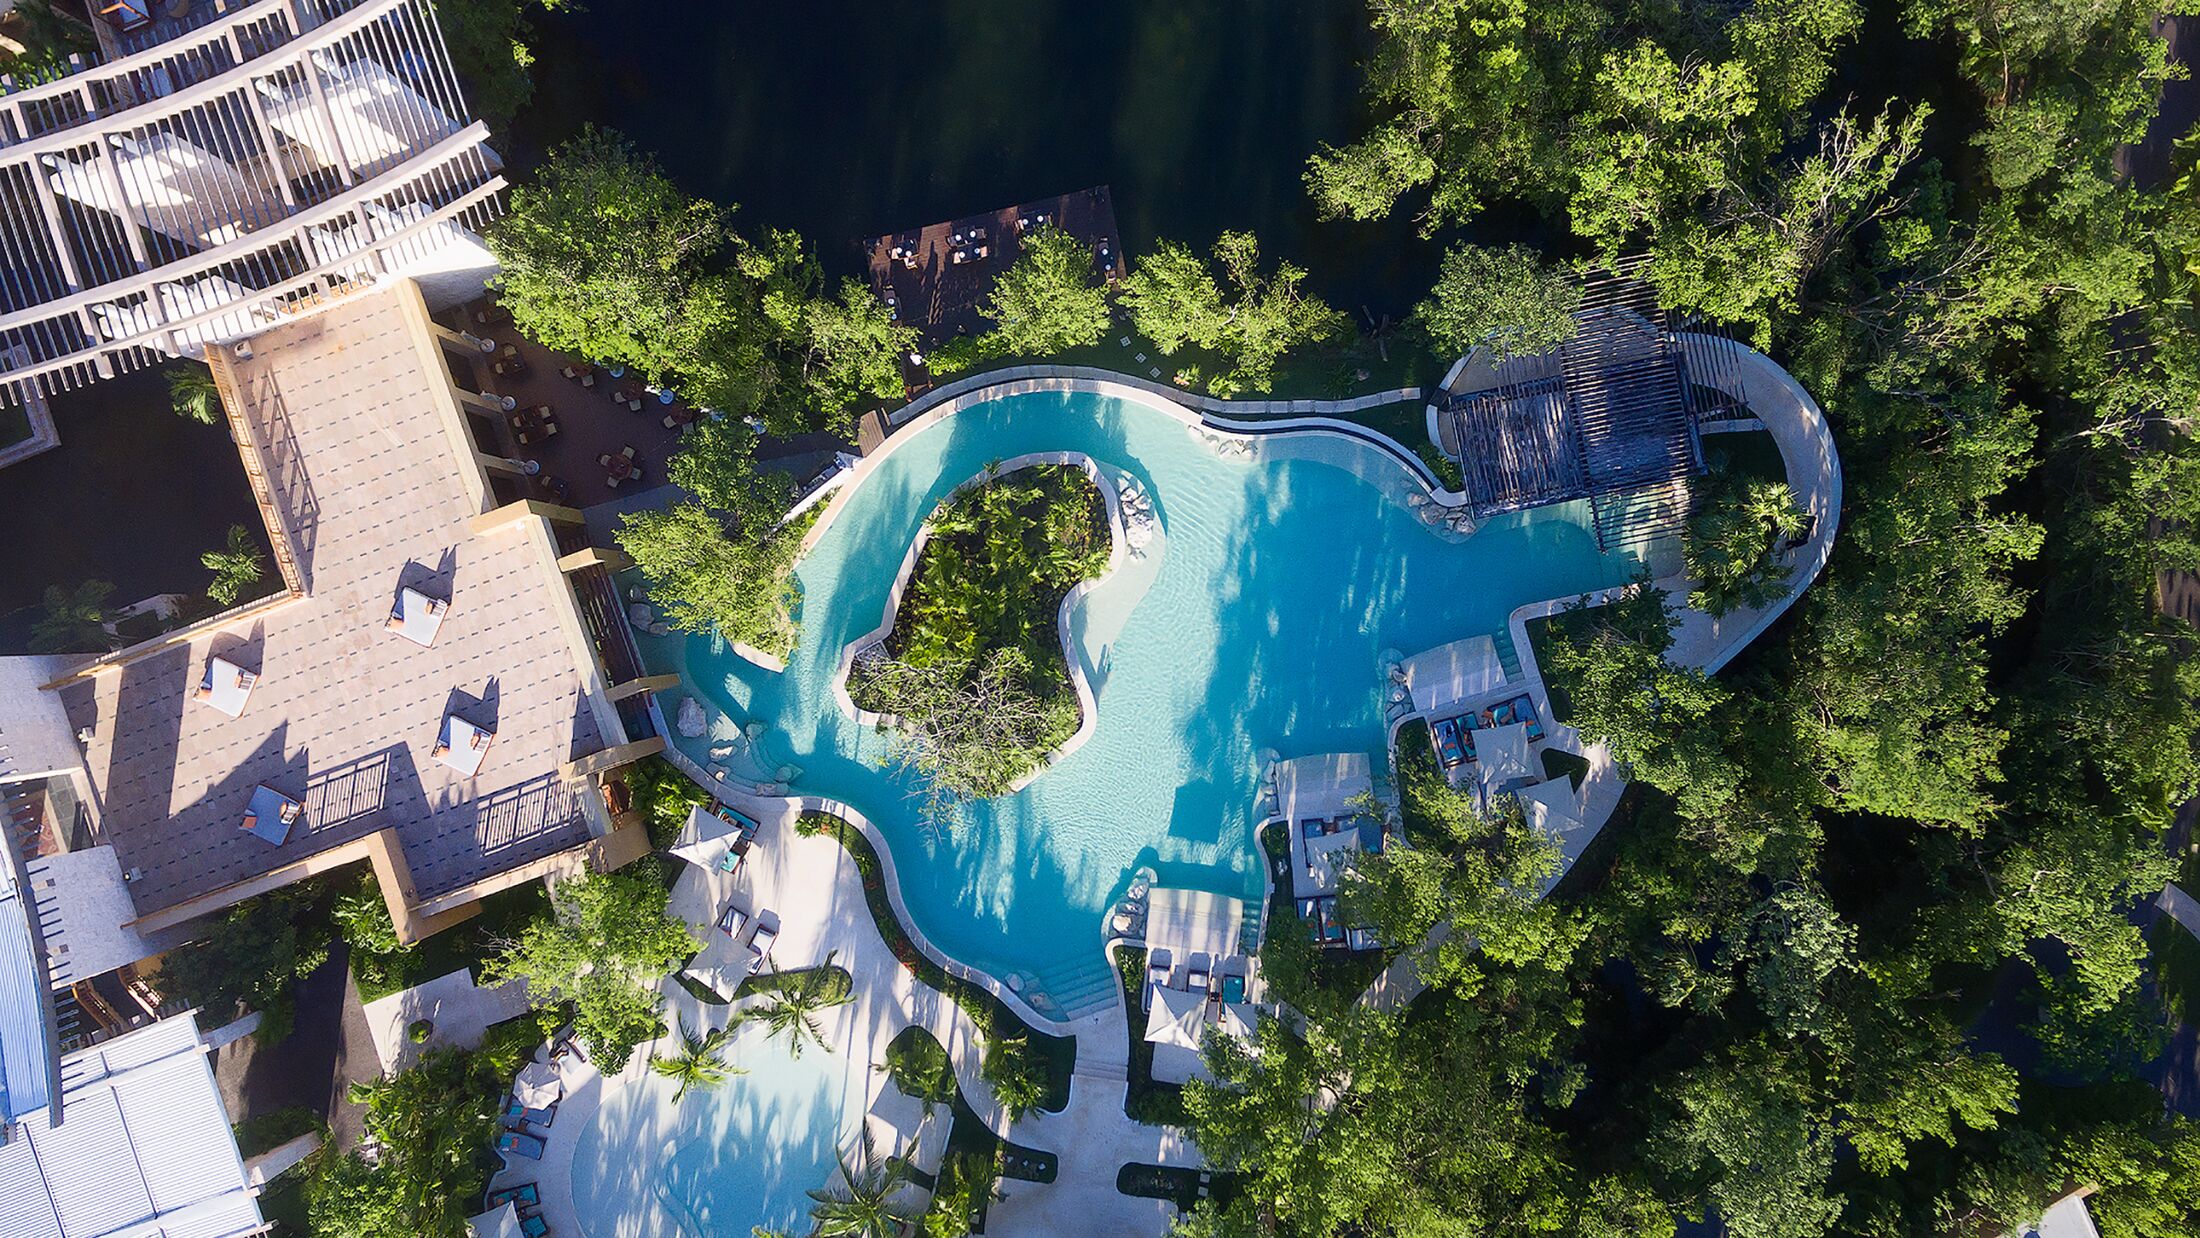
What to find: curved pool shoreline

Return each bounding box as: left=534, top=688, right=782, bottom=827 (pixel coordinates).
left=642, top=373, right=1647, bottom=1023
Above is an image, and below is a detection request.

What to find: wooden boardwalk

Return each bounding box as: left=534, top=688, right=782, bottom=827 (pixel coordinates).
left=863, top=185, right=1123, bottom=350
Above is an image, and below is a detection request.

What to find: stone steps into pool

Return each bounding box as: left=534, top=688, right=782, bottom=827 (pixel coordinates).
left=1494, top=627, right=1524, bottom=682
left=1035, top=957, right=1121, bottom=1021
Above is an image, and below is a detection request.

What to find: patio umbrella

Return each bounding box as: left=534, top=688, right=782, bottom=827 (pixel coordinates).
left=513, top=1061, right=562, bottom=1109
left=466, top=1202, right=524, bottom=1238
left=669, top=831, right=738, bottom=873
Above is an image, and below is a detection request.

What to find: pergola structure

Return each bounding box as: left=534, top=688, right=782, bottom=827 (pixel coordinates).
left=0, top=0, right=502, bottom=401
left=1441, top=266, right=1750, bottom=548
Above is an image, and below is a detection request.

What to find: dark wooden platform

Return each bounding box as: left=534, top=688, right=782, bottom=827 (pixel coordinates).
left=862, top=185, right=1123, bottom=350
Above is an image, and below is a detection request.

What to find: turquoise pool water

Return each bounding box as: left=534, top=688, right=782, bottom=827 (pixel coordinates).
left=569, top=1022, right=867, bottom=1236
left=640, top=386, right=1644, bottom=1015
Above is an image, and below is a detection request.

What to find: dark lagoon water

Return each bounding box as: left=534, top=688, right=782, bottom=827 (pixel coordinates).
left=515, top=0, right=1460, bottom=314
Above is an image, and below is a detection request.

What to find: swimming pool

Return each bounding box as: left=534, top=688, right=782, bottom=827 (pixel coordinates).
left=568, top=1022, right=868, bottom=1236
left=640, top=383, right=1646, bottom=1016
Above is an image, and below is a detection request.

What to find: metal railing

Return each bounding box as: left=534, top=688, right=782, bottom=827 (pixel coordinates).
left=0, top=0, right=499, bottom=401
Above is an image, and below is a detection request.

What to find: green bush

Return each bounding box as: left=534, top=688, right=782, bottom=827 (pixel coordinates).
left=160, top=887, right=330, bottom=1043
left=627, top=755, right=711, bottom=849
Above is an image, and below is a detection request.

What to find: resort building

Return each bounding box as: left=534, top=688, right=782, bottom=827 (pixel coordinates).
left=0, top=0, right=503, bottom=406
left=0, top=277, right=665, bottom=997
left=1, top=805, right=263, bottom=1237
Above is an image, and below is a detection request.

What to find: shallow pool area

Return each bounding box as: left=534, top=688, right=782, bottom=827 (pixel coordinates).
left=569, top=1022, right=869, bottom=1237
left=641, top=385, right=1647, bottom=1016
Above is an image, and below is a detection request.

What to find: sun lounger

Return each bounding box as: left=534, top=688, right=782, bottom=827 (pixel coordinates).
left=746, top=923, right=778, bottom=971
left=487, top=1183, right=540, bottom=1208
left=497, top=1131, right=545, bottom=1160
left=717, top=904, right=750, bottom=939
left=1220, top=973, right=1247, bottom=1004
left=502, top=1100, right=554, bottom=1127
left=1185, top=952, right=1210, bottom=992
left=520, top=1216, right=548, bottom=1238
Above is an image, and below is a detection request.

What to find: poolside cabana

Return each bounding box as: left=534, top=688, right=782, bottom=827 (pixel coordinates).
left=1517, top=777, right=1596, bottom=885
left=192, top=656, right=258, bottom=718
left=465, top=1202, right=525, bottom=1238
left=512, top=1061, right=562, bottom=1111
left=1145, top=985, right=1260, bottom=1085
left=1271, top=752, right=1374, bottom=824
left=1472, top=722, right=1535, bottom=795
left=1144, top=888, right=1243, bottom=962
left=1397, top=634, right=1506, bottom=716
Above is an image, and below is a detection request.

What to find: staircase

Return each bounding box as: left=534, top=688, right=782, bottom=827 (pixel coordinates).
left=1493, top=628, right=1525, bottom=683
left=1032, top=954, right=1121, bottom=1022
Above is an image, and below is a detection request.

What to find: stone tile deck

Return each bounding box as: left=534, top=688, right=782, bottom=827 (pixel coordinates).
left=61, top=288, right=609, bottom=914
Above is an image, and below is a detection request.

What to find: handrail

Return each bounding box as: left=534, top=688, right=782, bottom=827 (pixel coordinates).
left=0, top=120, right=492, bottom=336
left=0, top=0, right=409, bottom=169
left=0, top=0, right=302, bottom=119
left=0, top=174, right=501, bottom=392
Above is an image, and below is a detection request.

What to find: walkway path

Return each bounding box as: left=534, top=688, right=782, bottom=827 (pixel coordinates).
left=359, top=967, right=532, bottom=1073
left=500, top=791, right=1199, bottom=1236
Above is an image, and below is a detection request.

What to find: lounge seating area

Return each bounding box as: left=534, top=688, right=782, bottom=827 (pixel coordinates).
left=433, top=713, right=495, bottom=776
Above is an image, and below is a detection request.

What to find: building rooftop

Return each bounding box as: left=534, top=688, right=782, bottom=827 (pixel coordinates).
left=0, top=1012, right=263, bottom=1238
left=57, top=288, right=609, bottom=918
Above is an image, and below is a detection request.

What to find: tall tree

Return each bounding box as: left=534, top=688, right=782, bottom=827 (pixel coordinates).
left=652, top=1018, right=743, bottom=1102
left=202, top=523, right=267, bottom=606
left=741, top=955, right=854, bottom=1059
left=1413, top=243, right=1581, bottom=361
left=306, top=1049, right=500, bottom=1238
left=1119, top=231, right=1347, bottom=396
left=29, top=580, right=117, bottom=654
left=489, top=126, right=747, bottom=387
left=973, top=224, right=1111, bottom=358
left=482, top=867, right=696, bottom=1072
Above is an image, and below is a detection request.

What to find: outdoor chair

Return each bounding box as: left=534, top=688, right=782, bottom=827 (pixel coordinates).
left=496, top=1131, right=545, bottom=1160
left=718, top=904, right=751, bottom=939
left=519, top=1216, right=548, bottom=1238
left=488, top=1183, right=540, bottom=1208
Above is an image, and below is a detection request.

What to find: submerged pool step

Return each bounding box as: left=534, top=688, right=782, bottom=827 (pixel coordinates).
left=1494, top=627, right=1524, bottom=681
left=1035, top=958, right=1121, bottom=1020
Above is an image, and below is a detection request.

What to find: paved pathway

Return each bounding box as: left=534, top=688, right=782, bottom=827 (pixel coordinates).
left=498, top=791, right=1198, bottom=1236
left=360, top=967, right=533, bottom=1073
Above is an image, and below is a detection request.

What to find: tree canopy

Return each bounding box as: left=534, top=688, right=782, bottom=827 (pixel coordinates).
left=482, top=867, right=695, bottom=1073
left=1119, top=230, right=1348, bottom=396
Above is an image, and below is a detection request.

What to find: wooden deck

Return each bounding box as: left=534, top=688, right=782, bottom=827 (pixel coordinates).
left=863, top=185, right=1124, bottom=351
left=435, top=299, right=702, bottom=510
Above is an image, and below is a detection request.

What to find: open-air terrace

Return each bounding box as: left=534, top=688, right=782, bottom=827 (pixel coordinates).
left=51, top=282, right=625, bottom=926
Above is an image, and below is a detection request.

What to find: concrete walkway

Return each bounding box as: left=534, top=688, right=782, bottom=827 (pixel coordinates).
left=499, top=791, right=1198, bottom=1237
left=360, top=968, right=533, bottom=1074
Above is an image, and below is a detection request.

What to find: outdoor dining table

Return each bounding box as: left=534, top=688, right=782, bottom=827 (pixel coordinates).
left=605, top=450, right=637, bottom=483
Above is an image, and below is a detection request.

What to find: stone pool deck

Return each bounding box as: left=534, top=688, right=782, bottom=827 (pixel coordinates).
left=498, top=790, right=1199, bottom=1237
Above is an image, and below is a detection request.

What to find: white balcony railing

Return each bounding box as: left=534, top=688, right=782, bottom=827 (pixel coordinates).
left=0, top=0, right=501, bottom=400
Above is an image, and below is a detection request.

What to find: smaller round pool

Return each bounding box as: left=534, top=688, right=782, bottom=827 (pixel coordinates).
left=569, top=1022, right=870, bottom=1236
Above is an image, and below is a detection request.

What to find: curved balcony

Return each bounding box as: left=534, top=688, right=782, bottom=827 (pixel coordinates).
left=0, top=0, right=502, bottom=399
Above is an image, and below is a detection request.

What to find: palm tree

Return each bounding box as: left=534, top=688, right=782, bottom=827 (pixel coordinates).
left=29, top=580, right=116, bottom=654
left=167, top=363, right=220, bottom=425
left=650, top=1018, right=741, bottom=1102
left=202, top=524, right=266, bottom=606
left=806, top=1133, right=919, bottom=1238
left=743, top=951, right=853, bottom=1059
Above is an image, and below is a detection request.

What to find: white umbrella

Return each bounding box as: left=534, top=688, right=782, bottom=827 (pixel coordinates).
left=466, top=1202, right=524, bottom=1238
left=513, top=1061, right=562, bottom=1109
